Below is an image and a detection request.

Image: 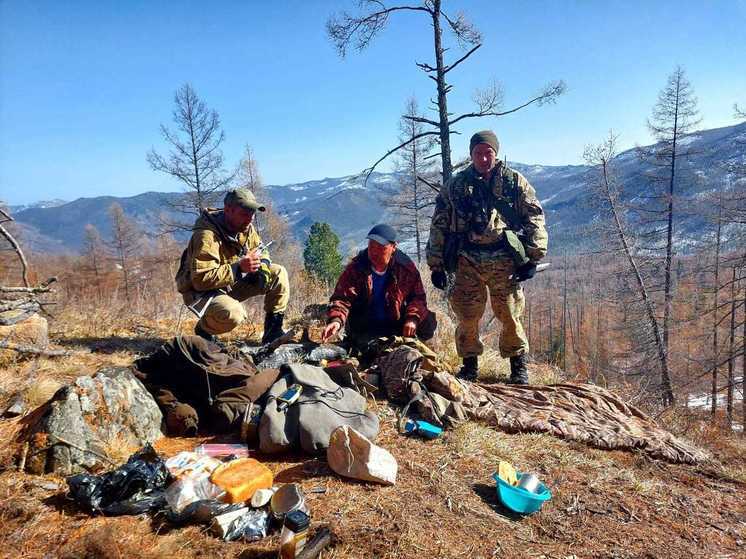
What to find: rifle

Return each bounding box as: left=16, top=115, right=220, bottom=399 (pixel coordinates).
left=186, top=289, right=220, bottom=319
left=509, top=262, right=551, bottom=281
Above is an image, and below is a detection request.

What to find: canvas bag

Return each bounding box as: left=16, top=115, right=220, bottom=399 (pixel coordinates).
left=258, top=363, right=379, bottom=454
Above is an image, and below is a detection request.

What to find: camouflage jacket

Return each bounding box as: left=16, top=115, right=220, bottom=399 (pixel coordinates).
left=426, top=163, right=548, bottom=270
left=175, top=209, right=269, bottom=301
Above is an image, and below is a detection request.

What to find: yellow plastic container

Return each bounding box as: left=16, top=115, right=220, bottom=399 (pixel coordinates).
left=209, top=458, right=274, bottom=503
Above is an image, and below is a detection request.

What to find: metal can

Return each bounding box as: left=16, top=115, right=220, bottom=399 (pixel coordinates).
left=271, top=483, right=309, bottom=521
left=517, top=473, right=541, bottom=493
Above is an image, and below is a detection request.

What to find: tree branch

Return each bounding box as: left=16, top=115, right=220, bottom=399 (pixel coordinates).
left=444, top=43, right=481, bottom=74
left=362, top=130, right=442, bottom=186
left=416, top=174, right=441, bottom=193
left=439, top=10, right=482, bottom=47
left=448, top=81, right=566, bottom=127
left=402, top=114, right=440, bottom=127
left=415, top=60, right=437, bottom=73
left=0, top=340, right=70, bottom=358
left=0, top=209, right=31, bottom=287
left=0, top=277, right=57, bottom=294
left=327, top=4, right=432, bottom=57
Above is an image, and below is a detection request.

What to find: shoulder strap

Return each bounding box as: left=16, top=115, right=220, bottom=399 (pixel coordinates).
left=484, top=168, right=521, bottom=231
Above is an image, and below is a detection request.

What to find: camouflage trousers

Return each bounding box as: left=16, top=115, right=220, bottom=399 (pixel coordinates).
left=199, top=263, right=289, bottom=335
left=449, top=255, right=528, bottom=358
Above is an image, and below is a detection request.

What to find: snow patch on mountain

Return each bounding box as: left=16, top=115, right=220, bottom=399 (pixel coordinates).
left=677, top=134, right=701, bottom=147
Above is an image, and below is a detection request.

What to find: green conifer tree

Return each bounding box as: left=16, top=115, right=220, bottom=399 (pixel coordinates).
left=303, top=222, right=343, bottom=285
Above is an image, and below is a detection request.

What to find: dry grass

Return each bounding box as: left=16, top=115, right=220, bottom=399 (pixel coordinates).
left=1, top=295, right=746, bottom=558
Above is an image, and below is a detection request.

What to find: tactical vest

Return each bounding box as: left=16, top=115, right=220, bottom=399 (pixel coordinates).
left=450, top=164, right=522, bottom=240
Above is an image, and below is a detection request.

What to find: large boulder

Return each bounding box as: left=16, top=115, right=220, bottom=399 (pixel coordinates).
left=22, top=367, right=163, bottom=475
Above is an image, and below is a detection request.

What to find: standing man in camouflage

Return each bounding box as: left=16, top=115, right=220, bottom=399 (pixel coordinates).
left=427, top=131, right=547, bottom=384
left=176, top=188, right=290, bottom=344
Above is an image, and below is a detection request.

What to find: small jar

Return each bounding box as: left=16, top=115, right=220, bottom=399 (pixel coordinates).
left=279, top=510, right=310, bottom=559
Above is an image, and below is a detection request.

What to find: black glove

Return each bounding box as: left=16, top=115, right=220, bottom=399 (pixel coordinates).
left=431, top=270, right=447, bottom=290
left=514, top=262, right=537, bottom=282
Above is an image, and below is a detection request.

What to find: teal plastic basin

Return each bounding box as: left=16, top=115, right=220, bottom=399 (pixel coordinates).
left=492, top=472, right=552, bottom=514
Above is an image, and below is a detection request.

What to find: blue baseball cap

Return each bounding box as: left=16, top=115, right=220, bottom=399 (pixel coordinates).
left=367, top=223, right=397, bottom=245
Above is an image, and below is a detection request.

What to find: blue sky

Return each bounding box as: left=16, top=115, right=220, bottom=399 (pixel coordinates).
left=1, top=0, right=745, bottom=205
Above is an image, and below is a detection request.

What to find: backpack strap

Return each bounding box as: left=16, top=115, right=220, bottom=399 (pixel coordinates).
left=396, top=358, right=424, bottom=432
left=491, top=168, right=523, bottom=232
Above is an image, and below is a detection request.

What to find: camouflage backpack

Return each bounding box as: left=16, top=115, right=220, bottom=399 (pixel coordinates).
left=375, top=346, right=423, bottom=405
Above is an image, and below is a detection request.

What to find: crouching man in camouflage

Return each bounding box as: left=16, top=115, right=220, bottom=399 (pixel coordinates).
left=175, top=188, right=290, bottom=344
left=426, top=131, right=548, bottom=384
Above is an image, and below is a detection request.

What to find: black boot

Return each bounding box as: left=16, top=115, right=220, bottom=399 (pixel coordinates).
left=194, top=323, right=217, bottom=343
left=262, top=312, right=286, bottom=344
left=456, top=356, right=479, bottom=382
left=508, top=354, right=529, bottom=385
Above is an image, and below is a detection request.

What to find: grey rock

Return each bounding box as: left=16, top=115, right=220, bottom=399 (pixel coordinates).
left=3, top=395, right=26, bottom=417
left=23, top=367, right=163, bottom=475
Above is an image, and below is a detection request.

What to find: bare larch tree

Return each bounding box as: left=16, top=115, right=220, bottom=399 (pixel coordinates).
left=636, top=66, right=700, bottom=405
left=381, top=98, right=438, bottom=262
left=106, top=203, right=144, bottom=302
left=327, top=0, right=565, bottom=184
left=585, top=132, right=673, bottom=405
left=237, top=144, right=262, bottom=193
left=82, top=223, right=106, bottom=301
left=148, top=83, right=235, bottom=230
left=236, top=145, right=298, bottom=264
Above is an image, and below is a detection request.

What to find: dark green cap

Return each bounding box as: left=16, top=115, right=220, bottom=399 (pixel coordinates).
left=224, top=188, right=266, bottom=212
left=469, top=130, right=499, bottom=155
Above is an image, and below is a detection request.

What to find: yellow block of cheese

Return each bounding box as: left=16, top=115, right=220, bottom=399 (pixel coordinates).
left=210, top=458, right=274, bottom=503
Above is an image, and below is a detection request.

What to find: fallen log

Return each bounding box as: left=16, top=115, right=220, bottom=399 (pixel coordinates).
left=0, top=276, right=58, bottom=294
left=0, top=340, right=69, bottom=358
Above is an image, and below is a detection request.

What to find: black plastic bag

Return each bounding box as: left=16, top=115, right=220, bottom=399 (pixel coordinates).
left=67, top=444, right=171, bottom=516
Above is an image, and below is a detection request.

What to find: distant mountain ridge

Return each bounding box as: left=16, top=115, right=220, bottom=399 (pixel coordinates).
left=8, top=199, right=68, bottom=213
left=6, top=121, right=745, bottom=255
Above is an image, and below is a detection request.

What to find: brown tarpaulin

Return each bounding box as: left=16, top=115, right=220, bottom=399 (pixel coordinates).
left=461, top=382, right=708, bottom=464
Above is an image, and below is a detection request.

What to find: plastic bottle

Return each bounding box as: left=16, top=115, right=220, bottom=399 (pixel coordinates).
left=194, top=443, right=249, bottom=458
left=403, top=418, right=443, bottom=439
left=279, top=509, right=310, bottom=559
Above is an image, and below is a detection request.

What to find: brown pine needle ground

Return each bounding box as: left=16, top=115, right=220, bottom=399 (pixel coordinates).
left=1, top=312, right=745, bottom=559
